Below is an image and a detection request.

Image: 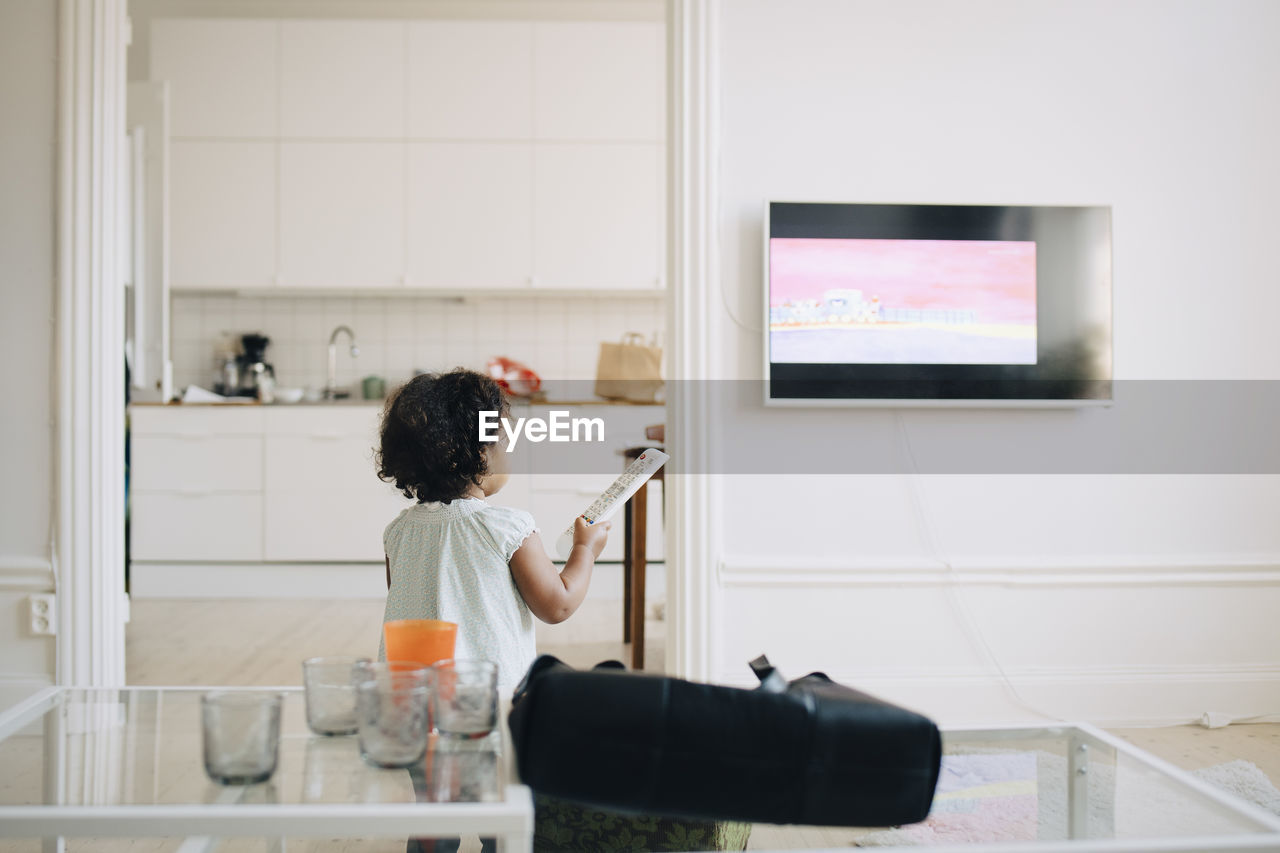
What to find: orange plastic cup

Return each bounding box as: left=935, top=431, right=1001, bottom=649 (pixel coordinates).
left=383, top=619, right=457, bottom=668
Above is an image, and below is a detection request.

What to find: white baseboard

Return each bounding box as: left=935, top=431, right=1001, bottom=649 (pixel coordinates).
left=130, top=560, right=666, bottom=600
left=715, top=554, right=1280, bottom=727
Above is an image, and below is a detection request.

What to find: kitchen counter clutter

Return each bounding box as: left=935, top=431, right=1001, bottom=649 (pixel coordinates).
left=129, top=403, right=663, bottom=597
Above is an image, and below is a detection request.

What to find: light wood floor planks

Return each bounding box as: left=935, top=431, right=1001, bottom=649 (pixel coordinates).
left=123, top=599, right=1280, bottom=851
left=126, top=597, right=666, bottom=686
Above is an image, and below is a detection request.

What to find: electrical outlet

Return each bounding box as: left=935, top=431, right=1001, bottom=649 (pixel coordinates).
left=28, top=594, right=57, bottom=636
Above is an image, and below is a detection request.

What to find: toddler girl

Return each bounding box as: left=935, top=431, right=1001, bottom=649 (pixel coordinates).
left=376, top=368, right=610, bottom=692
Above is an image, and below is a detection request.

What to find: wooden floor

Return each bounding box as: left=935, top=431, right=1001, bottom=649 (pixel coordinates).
left=126, top=597, right=666, bottom=686
left=125, top=599, right=1280, bottom=851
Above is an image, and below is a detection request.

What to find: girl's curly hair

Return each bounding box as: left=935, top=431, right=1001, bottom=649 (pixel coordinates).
left=376, top=369, right=509, bottom=503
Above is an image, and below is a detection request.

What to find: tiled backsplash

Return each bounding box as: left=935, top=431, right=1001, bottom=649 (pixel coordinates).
left=171, top=293, right=664, bottom=395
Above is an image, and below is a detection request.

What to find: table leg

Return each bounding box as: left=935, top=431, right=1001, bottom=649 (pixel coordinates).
left=499, top=831, right=532, bottom=853
left=43, top=693, right=65, bottom=853
left=622, top=508, right=633, bottom=645
left=628, top=482, right=648, bottom=670
left=1067, top=737, right=1089, bottom=840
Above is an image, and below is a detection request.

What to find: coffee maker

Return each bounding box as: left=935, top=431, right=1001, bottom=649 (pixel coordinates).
left=237, top=333, right=275, bottom=401
left=215, top=333, right=275, bottom=400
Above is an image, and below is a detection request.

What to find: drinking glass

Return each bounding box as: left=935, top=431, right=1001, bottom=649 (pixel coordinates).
left=202, top=691, right=283, bottom=785
left=355, top=662, right=431, bottom=768
left=302, top=655, right=368, bottom=735
left=383, top=619, right=457, bottom=667
left=431, top=659, right=498, bottom=739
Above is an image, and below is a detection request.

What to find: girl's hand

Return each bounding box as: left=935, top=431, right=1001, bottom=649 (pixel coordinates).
left=573, top=516, right=611, bottom=559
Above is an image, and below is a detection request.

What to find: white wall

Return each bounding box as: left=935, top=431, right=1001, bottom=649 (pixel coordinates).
left=0, top=0, right=58, bottom=707
left=709, top=0, right=1280, bottom=724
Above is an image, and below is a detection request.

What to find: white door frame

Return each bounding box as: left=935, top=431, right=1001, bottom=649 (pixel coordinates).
left=56, top=0, right=129, bottom=686
left=664, top=0, right=721, bottom=682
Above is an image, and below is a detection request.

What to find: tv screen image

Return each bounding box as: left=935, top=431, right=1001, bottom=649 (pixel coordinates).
left=764, top=202, right=1112, bottom=405
left=769, top=237, right=1038, bottom=366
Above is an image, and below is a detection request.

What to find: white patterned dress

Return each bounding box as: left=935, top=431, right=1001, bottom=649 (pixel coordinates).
left=381, top=497, right=538, bottom=693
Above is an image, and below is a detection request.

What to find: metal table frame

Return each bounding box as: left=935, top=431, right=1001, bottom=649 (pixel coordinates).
left=933, top=721, right=1280, bottom=853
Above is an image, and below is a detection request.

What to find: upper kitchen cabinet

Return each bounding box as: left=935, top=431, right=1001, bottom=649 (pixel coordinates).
left=406, top=143, right=533, bottom=289
left=534, top=144, right=663, bottom=289
left=153, top=16, right=665, bottom=292
left=534, top=22, right=664, bottom=142
left=170, top=141, right=276, bottom=289
left=407, top=21, right=533, bottom=140
left=279, top=142, right=404, bottom=287
left=279, top=21, right=404, bottom=139
left=150, top=19, right=277, bottom=138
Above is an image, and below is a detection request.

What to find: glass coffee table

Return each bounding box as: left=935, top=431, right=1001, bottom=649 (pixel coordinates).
left=802, top=722, right=1280, bottom=852
left=2, top=690, right=1279, bottom=852
left=0, top=687, right=533, bottom=852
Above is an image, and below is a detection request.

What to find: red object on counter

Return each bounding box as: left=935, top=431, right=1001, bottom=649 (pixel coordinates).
left=486, top=356, right=542, bottom=397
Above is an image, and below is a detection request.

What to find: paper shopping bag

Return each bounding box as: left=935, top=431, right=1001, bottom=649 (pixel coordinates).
left=594, top=333, right=663, bottom=403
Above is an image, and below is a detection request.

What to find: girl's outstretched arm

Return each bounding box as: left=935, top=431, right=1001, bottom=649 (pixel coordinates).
left=509, top=517, right=610, bottom=624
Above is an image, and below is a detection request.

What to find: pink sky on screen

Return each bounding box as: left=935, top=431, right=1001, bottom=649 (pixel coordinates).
left=770, top=238, right=1037, bottom=324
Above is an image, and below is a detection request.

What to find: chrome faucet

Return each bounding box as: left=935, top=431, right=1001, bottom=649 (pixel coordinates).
left=324, top=325, right=359, bottom=399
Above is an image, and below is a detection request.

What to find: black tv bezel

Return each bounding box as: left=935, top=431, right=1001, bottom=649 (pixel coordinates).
left=764, top=201, right=1114, bottom=407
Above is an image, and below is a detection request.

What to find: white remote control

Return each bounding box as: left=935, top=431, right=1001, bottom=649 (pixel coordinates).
left=554, top=448, right=669, bottom=559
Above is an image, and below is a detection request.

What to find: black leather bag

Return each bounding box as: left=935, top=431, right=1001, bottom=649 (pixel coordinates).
left=507, top=655, right=941, bottom=827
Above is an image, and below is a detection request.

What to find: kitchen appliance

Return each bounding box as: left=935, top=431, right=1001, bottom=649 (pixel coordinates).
left=238, top=333, right=275, bottom=402
left=214, top=333, right=275, bottom=400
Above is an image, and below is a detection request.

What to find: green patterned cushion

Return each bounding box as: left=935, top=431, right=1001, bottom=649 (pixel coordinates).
left=533, top=793, right=752, bottom=852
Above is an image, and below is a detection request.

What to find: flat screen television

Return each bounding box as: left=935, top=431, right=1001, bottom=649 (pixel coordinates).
left=764, top=202, right=1113, bottom=406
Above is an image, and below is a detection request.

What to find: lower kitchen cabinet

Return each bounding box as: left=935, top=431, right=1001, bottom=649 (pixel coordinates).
left=129, top=403, right=664, bottom=591
left=130, top=406, right=266, bottom=562
left=132, top=493, right=264, bottom=562
left=262, top=407, right=405, bottom=561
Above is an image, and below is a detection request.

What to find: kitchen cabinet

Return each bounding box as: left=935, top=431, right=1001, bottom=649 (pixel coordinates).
left=406, top=143, right=533, bottom=289
left=149, top=19, right=277, bottom=139
left=533, top=22, right=664, bottom=142
left=278, top=142, right=405, bottom=288
left=169, top=141, right=276, bottom=289
left=533, top=144, right=664, bottom=289
left=131, top=407, right=266, bottom=562
left=152, top=17, right=665, bottom=293
left=130, top=403, right=663, bottom=578
left=132, top=494, right=265, bottom=563
left=279, top=21, right=404, bottom=139
left=261, top=407, right=405, bottom=561
left=407, top=21, right=533, bottom=140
